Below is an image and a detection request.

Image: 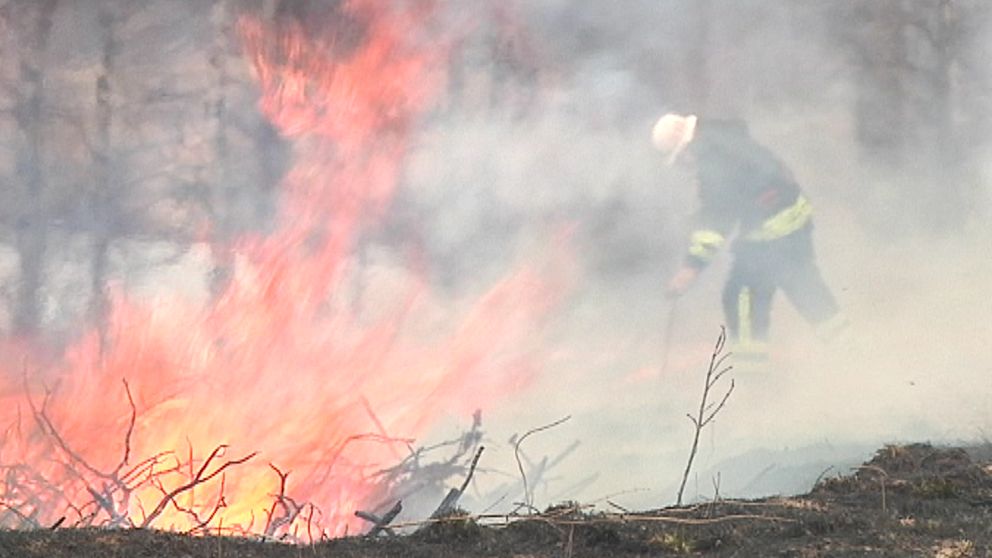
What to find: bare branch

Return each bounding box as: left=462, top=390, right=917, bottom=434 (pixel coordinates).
left=361, top=398, right=404, bottom=461
left=0, top=501, right=41, bottom=529
left=178, top=474, right=229, bottom=535
left=263, top=463, right=303, bottom=538
left=314, top=432, right=415, bottom=486
left=677, top=327, right=735, bottom=506
left=514, top=416, right=571, bottom=510
left=119, top=452, right=176, bottom=487
left=116, top=379, right=137, bottom=470
left=702, top=379, right=735, bottom=427
left=24, top=378, right=106, bottom=483
left=140, top=445, right=256, bottom=529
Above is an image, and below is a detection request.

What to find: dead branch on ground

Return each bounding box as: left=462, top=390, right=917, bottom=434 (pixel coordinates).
left=22, top=376, right=155, bottom=527
left=428, top=445, right=484, bottom=519
left=16, top=374, right=228, bottom=529
left=355, top=500, right=402, bottom=536
left=384, top=505, right=795, bottom=531
left=365, top=410, right=485, bottom=516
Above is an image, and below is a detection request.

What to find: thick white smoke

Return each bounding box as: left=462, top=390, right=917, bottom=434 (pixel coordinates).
left=394, top=1, right=992, bottom=514
left=1, top=0, right=989, bottom=518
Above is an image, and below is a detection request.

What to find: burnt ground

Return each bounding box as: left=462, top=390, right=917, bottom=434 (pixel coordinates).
left=1, top=444, right=991, bottom=557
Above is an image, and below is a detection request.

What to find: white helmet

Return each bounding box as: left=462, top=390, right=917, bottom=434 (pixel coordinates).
left=651, top=113, right=697, bottom=166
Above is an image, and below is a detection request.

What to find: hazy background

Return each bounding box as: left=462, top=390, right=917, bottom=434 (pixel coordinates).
left=1, top=0, right=991, bottom=515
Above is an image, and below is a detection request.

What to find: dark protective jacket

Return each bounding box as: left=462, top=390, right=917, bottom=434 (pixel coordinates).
left=683, top=118, right=812, bottom=269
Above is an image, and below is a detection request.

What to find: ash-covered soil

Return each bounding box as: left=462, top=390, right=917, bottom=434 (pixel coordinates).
left=2, top=443, right=991, bottom=557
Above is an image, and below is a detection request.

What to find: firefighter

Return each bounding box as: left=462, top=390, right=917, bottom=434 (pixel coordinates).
left=653, top=113, right=847, bottom=362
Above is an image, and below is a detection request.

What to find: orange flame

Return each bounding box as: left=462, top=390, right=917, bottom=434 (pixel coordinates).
left=0, top=1, right=564, bottom=538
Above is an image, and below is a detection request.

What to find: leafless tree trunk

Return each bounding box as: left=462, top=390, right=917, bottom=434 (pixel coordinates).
left=207, top=0, right=234, bottom=298
left=954, top=1, right=992, bottom=220
left=852, top=2, right=910, bottom=167
left=839, top=1, right=988, bottom=231
left=926, top=0, right=964, bottom=231
left=90, top=0, right=121, bottom=346
left=11, top=0, right=58, bottom=335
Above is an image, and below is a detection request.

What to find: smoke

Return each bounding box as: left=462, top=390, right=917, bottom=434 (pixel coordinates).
left=384, top=1, right=992, bottom=512
left=1, top=0, right=990, bottom=522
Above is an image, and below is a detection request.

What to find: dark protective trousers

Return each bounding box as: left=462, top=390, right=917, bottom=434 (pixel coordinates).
left=721, top=225, right=839, bottom=350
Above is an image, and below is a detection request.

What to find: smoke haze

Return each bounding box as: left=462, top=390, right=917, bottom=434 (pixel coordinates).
left=401, top=0, right=992, bottom=513
left=1, top=0, right=991, bottom=523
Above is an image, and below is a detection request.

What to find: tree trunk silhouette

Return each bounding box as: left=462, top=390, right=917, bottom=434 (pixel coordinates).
left=90, top=1, right=120, bottom=348
left=927, top=0, right=963, bottom=231
left=853, top=2, right=909, bottom=168
left=11, top=0, right=58, bottom=336
left=207, top=0, right=234, bottom=299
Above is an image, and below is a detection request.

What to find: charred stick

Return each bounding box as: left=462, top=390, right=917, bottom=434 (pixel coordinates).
left=459, top=445, right=484, bottom=494
left=429, top=489, right=461, bottom=520
left=429, top=445, right=485, bottom=519
left=355, top=500, right=402, bottom=536
left=373, top=500, right=402, bottom=536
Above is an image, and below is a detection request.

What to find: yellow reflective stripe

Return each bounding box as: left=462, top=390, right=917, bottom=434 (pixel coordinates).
left=738, top=286, right=752, bottom=344
left=688, top=229, right=725, bottom=261
left=745, top=195, right=812, bottom=242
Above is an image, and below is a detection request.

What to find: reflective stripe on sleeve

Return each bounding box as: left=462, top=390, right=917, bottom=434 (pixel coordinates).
left=688, top=229, right=726, bottom=262
left=745, top=195, right=812, bottom=242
